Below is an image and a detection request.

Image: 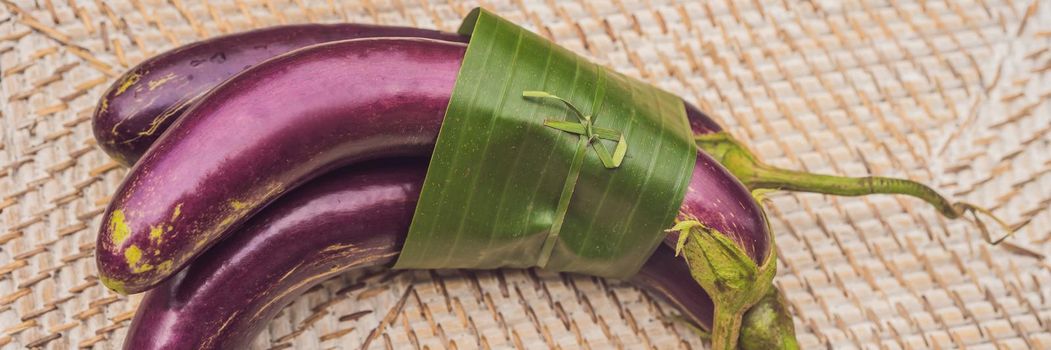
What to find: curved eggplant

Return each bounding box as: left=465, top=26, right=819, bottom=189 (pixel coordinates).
left=123, top=160, right=722, bottom=349
left=93, top=25, right=721, bottom=168
left=93, top=24, right=467, bottom=166
left=96, top=38, right=759, bottom=294
left=124, top=161, right=419, bottom=349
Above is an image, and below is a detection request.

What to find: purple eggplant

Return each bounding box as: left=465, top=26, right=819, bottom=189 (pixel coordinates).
left=124, top=160, right=790, bottom=350
left=95, top=38, right=742, bottom=294
left=93, top=24, right=467, bottom=166
left=97, top=38, right=776, bottom=348
left=93, top=25, right=720, bottom=168
left=123, top=160, right=420, bottom=350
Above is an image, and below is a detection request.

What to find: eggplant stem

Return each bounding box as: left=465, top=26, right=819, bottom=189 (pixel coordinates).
left=710, top=304, right=745, bottom=350
left=695, top=132, right=1026, bottom=245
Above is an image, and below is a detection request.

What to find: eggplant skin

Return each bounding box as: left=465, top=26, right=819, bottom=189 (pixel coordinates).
left=680, top=151, right=768, bottom=263
left=124, top=160, right=717, bottom=349
left=93, top=24, right=467, bottom=166
left=96, top=38, right=757, bottom=294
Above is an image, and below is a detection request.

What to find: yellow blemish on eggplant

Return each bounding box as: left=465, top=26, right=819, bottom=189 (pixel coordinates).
left=132, top=92, right=202, bottom=139
left=157, top=260, right=173, bottom=273
left=109, top=210, right=132, bottom=246
left=202, top=312, right=241, bottom=349
left=229, top=200, right=247, bottom=210
left=99, top=98, right=109, bottom=115
left=275, top=261, right=306, bottom=284
left=218, top=215, right=237, bottom=229
left=99, top=275, right=127, bottom=295
left=265, top=182, right=283, bottom=197
left=171, top=203, right=183, bottom=220
left=148, top=72, right=177, bottom=91
left=252, top=273, right=335, bottom=321
left=114, top=72, right=141, bottom=97
left=125, top=246, right=155, bottom=273
left=321, top=243, right=357, bottom=254
left=149, top=225, right=164, bottom=242
left=134, top=263, right=154, bottom=273
left=251, top=252, right=397, bottom=321
left=125, top=245, right=142, bottom=266
left=194, top=236, right=211, bottom=250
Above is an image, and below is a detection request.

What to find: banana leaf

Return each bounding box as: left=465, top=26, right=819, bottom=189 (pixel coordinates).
left=394, top=8, right=696, bottom=278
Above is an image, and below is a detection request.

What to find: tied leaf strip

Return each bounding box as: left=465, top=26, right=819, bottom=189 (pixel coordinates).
left=524, top=90, right=628, bottom=268
left=524, top=91, right=627, bottom=169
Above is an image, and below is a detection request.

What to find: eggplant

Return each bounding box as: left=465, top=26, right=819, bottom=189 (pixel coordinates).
left=124, top=160, right=787, bottom=349
left=96, top=38, right=749, bottom=294
left=93, top=24, right=467, bottom=166
left=97, top=38, right=776, bottom=348
left=93, top=25, right=721, bottom=168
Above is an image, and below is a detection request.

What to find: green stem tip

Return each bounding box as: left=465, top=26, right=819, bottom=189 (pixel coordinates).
left=739, top=287, right=800, bottom=350
left=663, top=286, right=799, bottom=350
left=695, top=132, right=1028, bottom=245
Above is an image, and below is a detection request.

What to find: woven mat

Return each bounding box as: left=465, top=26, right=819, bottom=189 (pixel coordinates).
left=1, top=0, right=1049, bottom=349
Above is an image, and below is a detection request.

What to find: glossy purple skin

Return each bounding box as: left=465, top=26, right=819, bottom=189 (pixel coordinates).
left=124, top=161, right=716, bottom=349
left=96, top=38, right=754, bottom=294
left=676, top=151, right=769, bottom=264
left=93, top=24, right=467, bottom=166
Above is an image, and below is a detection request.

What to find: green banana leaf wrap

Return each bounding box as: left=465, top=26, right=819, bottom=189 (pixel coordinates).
left=394, top=8, right=696, bottom=278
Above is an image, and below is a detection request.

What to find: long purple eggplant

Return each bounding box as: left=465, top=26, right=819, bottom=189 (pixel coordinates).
left=96, top=38, right=747, bottom=293
left=124, top=160, right=789, bottom=349
left=97, top=38, right=776, bottom=348
left=123, top=161, right=419, bottom=350
left=93, top=24, right=467, bottom=166
left=92, top=24, right=721, bottom=168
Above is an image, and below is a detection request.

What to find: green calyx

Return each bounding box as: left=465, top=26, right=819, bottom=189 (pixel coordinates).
left=695, top=132, right=1026, bottom=245
left=668, top=218, right=777, bottom=350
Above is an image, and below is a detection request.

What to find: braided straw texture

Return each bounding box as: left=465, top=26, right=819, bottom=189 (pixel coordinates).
left=1, top=0, right=1049, bottom=349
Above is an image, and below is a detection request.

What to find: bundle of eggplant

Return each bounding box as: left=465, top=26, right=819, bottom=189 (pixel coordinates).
left=91, top=18, right=1015, bottom=350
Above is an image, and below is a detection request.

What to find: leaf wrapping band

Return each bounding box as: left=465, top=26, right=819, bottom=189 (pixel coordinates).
left=393, top=8, right=696, bottom=278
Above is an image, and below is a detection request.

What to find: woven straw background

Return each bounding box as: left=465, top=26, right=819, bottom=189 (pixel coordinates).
left=1, top=0, right=1049, bottom=349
